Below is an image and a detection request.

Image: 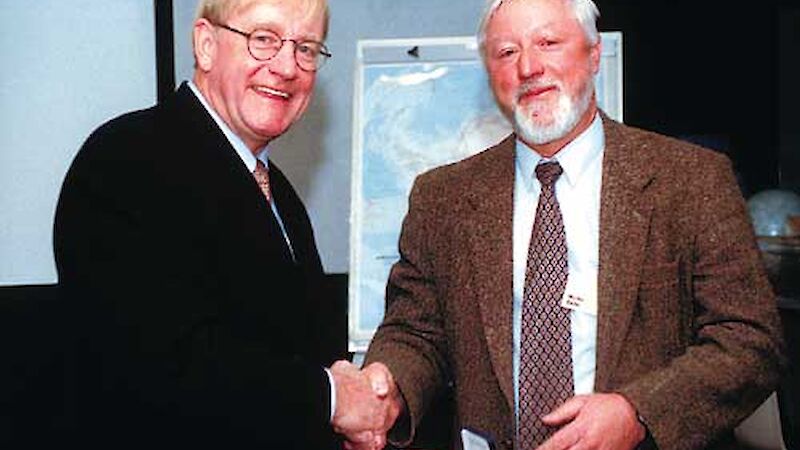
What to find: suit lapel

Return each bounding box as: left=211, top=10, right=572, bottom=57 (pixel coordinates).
left=169, top=83, right=295, bottom=266
left=463, top=136, right=517, bottom=410
left=270, top=166, right=307, bottom=266
left=594, top=116, right=656, bottom=391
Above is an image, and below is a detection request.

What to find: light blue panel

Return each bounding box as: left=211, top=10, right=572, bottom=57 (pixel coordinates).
left=0, top=0, right=156, bottom=285
left=172, top=0, right=487, bottom=273
left=174, top=0, right=197, bottom=85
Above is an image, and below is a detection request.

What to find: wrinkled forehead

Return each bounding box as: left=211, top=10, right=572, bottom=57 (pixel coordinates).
left=480, top=0, right=600, bottom=50
left=233, top=0, right=326, bottom=21
left=485, top=0, right=572, bottom=28
left=198, top=0, right=328, bottom=38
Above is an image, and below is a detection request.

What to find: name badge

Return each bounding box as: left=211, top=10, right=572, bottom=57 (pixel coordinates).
left=461, top=428, right=495, bottom=450
left=560, top=274, right=598, bottom=316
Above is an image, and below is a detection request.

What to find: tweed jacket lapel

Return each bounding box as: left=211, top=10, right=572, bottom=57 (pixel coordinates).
left=594, top=114, right=658, bottom=391
left=463, top=135, right=517, bottom=410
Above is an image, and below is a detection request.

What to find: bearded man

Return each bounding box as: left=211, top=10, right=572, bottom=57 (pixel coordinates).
left=349, top=0, right=785, bottom=449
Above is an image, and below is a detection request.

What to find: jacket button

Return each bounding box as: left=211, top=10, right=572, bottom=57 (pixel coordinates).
left=501, top=438, right=514, bottom=449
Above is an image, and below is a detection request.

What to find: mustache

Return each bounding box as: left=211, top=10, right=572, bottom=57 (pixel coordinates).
left=515, top=80, right=560, bottom=102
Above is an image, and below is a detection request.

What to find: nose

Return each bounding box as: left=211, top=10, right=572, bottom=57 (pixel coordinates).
left=517, top=48, right=545, bottom=79
left=267, top=41, right=298, bottom=79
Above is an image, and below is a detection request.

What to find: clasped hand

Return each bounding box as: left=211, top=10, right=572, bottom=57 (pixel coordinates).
left=330, top=361, right=402, bottom=450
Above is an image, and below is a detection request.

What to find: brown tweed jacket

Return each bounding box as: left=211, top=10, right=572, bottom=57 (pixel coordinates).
left=364, top=115, right=785, bottom=450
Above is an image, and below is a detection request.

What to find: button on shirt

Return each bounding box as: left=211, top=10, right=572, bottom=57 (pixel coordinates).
left=512, top=113, right=604, bottom=418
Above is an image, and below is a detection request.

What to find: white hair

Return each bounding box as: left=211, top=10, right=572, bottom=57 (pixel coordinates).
left=477, top=0, right=600, bottom=58
left=513, top=72, right=594, bottom=144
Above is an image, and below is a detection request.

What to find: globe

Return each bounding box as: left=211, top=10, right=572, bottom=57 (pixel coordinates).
left=747, top=189, right=800, bottom=237
left=747, top=189, right=800, bottom=300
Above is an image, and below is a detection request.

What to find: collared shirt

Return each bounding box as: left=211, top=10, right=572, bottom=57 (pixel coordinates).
left=187, top=81, right=295, bottom=260
left=512, top=113, right=604, bottom=419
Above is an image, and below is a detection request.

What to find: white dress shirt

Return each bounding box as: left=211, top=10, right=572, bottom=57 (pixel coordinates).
left=512, top=113, right=604, bottom=419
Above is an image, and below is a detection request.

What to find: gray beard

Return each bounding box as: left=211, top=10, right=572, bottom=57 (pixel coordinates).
left=513, top=79, right=594, bottom=145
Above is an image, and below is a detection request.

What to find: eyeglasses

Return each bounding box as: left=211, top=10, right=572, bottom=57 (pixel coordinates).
left=216, top=23, right=331, bottom=72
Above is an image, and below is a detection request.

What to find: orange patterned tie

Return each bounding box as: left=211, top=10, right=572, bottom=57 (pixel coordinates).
left=253, top=159, right=271, bottom=202
left=518, top=161, right=572, bottom=448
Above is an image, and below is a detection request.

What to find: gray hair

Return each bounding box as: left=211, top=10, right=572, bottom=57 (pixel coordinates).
left=477, top=0, right=600, bottom=57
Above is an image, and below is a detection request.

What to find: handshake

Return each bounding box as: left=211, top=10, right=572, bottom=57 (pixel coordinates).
left=329, top=360, right=404, bottom=450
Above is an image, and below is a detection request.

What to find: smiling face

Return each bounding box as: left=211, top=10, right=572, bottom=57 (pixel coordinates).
left=193, top=0, right=325, bottom=151
left=483, top=0, right=600, bottom=153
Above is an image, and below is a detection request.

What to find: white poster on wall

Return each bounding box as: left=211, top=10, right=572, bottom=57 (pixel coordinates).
left=0, top=1, right=156, bottom=286
left=349, top=33, right=622, bottom=352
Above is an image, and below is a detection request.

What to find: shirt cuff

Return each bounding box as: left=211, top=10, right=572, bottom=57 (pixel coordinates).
left=324, top=367, right=336, bottom=423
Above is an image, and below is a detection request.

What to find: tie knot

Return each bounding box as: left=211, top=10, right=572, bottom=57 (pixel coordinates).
left=535, top=161, right=563, bottom=186
left=255, top=159, right=267, bottom=172
left=253, top=159, right=271, bottom=202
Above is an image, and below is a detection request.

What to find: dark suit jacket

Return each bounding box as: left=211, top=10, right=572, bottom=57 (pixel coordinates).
left=365, top=115, right=785, bottom=450
left=53, top=82, right=338, bottom=449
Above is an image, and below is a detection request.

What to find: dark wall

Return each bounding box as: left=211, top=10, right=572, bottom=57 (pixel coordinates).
left=779, top=5, right=800, bottom=190
left=0, top=285, right=67, bottom=444
left=0, top=276, right=350, bottom=446
left=596, top=0, right=792, bottom=198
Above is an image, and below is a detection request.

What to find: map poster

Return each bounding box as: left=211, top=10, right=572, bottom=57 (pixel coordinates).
left=349, top=34, right=622, bottom=352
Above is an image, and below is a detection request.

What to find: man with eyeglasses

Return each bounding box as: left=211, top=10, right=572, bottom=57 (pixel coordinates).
left=54, top=1, right=385, bottom=448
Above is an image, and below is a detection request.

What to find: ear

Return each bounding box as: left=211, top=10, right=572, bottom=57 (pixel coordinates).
left=193, top=18, right=217, bottom=72
left=589, top=39, right=602, bottom=75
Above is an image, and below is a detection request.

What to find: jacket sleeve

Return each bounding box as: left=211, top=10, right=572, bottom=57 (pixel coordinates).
left=616, top=153, right=786, bottom=450
left=364, top=175, right=451, bottom=446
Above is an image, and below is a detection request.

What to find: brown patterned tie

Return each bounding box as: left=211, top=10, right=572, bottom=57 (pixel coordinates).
left=253, top=159, right=271, bottom=202
left=518, top=161, right=572, bottom=448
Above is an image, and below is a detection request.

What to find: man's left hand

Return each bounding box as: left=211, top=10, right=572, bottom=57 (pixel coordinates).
left=537, top=393, right=646, bottom=450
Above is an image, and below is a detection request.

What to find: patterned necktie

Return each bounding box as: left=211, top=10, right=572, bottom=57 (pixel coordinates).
left=518, top=161, right=572, bottom=448
left=253, top=159, right=271, bottom=202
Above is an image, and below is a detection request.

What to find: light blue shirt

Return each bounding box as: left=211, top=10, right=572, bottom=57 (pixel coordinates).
left=186, top=81, right=333, bottom=418
left=512, top=113, right=604, bottom=420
